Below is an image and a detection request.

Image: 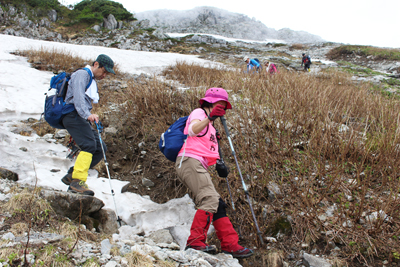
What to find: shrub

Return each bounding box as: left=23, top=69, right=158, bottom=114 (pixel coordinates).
left=327, top=45, right=400, bottom=61
left=72, top=0, right=134, bottom=23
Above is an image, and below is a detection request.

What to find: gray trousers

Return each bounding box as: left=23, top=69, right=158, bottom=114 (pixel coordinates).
left=62, top=110, right=106, bottom=169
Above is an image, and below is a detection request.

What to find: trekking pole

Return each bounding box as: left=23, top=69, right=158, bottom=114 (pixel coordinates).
left=220, top=116, right=264, bottom=245
left=95, top=121, right=122, bottom=227
left=216, top=138, right=243, bottom=239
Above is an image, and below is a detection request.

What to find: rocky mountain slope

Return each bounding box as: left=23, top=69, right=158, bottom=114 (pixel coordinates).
left=135, top=6, right=325, bottom=44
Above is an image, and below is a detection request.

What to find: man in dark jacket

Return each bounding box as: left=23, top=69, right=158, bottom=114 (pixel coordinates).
left=61, top=54, right=115, bottom=196
left=301, top=53, right=311, bottom=72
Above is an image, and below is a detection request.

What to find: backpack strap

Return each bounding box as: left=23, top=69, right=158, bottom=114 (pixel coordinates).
left=199, top=108, right=210, bottom=137
left=82, top=67, right=93, bottom=89
left=70, top=67, right=93, bottom=90
left=178, top=109, right=210, bottom=168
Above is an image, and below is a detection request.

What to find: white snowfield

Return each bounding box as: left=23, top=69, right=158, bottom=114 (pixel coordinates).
left=0, top=34, right=219, bottom=247
left=166, top=32, right=286, bottom=44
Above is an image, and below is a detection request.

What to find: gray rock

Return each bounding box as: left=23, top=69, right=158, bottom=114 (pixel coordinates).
left=138, top=19, right=150, bottom=28
left=303, top=253, right=332, bottom=267
left=48, top=9, right=57, bottom=22
left=92, top=25, right=101, bottom=32
left=14, top=232, right=64, bottom=244
left=39, top=189, right=104, bottom=220
left=54, top=129, right=69, bottom=139
left=153, top=28, right=168, bottom=39
left=0, top=167, right=18, bottom=181
left=105, top=127, right=118, bottom=135
left=8, top=6, right=16, bottom=16
left=103, top=14, right=118, bottom=30
left=91, top=208, right=119, bottom=234
left=101, top=238, right=112, bottom=255
left=2, top=232, right=15, bottom=240
left=267, top=181, right=281, bottom=199
left=18, top=18, right=29, bottom=28
left=104, top=261, right=117, bottom=267
left=148, top=229, right=174, bottom=244
left=142, top=178, right=154, bottom=187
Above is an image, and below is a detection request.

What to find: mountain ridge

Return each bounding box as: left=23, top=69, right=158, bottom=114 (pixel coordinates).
left=135, top=6, right=324, bottom=44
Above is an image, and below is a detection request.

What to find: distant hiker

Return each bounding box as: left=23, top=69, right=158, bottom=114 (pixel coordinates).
left=301, top=53, right=312, bottom=72
left=61, top=54, right=116, bottom=196
left=243, top=56, right=261, bottom=73
left=175, top=88, right=253, bottom=258
left=264, top=61, right=278, bottom=74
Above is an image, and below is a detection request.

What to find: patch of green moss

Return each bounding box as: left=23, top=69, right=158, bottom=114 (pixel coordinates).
left=337, top=61, right=385, bottom=76
left=272, top=43, right=287, bottom=48
left=266, top=216, right=292, bottom=236
left=383, top=78, right=400, bottom=86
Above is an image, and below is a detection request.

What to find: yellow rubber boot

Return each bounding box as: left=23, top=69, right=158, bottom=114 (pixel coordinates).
left=72, top=151, right=93, bottom=182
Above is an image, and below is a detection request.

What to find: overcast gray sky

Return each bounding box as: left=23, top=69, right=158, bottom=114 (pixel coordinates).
left=60, top=0, right=400, bottom=48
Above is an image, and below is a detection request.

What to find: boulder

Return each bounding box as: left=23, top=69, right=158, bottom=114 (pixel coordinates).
left=39, top=189, right=104, bottom=221
left=48, top=9, right=57, bottom=22
left=138, top=19, right=150, bottom=28
left=148, top=229, right=174, bottom=244
left=152, top=28, right=168, bottom=39
left=8, top=6, right=16, bottom=16
left=39, top=18, right=51, bottom=27
left=92, top=25, right=101, bottom=32
left=0, top=167, right=18, bottom=181
left=91, top=208, right=119, bottom=234
left=103, top=14, right=118, bottom=30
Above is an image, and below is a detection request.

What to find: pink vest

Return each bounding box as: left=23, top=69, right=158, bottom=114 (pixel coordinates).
left=178, top=108, right=220, bottom=166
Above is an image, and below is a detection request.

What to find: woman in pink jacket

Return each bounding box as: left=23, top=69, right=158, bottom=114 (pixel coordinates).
left=175, top=88, right=253, bottom=258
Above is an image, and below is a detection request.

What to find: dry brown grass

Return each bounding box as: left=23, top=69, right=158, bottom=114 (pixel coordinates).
left=124, top=251, right=154, bottom=266
left=263, top=249, right=285, bottom=266
left=16, top=47, right=121, bottom=74
left=156, top=62, right=400, bottom=265
left=289, top=43, right=308, bottom=51
left=3, top=188, right=53, bottom=224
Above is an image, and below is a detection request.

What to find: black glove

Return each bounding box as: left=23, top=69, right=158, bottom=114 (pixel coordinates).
left=216, top=159, right=230, bottom=177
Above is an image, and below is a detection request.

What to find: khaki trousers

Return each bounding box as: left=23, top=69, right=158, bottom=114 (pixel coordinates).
left=176, top=157, right=220, bottom=213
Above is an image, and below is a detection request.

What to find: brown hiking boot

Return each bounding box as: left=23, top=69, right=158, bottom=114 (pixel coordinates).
left=61, top=167, right=73, bottom=185
left=68, top=179, right=94, bottom=196
left=61, top=173, right=73, bottom=185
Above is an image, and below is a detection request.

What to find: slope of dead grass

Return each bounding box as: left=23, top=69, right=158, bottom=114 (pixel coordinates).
left=16, top=48, right=400, bottom=266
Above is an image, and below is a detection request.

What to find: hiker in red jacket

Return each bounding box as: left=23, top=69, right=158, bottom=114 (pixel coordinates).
left=175, top=88, right=254, bottom=258
left=264, top=61, right=278, bottom=74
